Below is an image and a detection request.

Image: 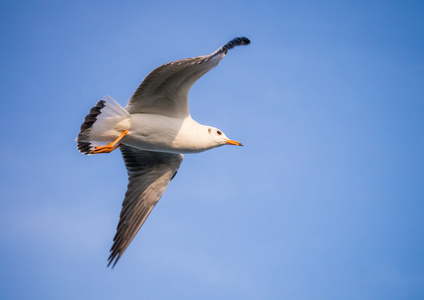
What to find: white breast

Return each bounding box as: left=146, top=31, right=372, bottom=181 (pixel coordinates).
left=122, top=114, right=211, bottom=153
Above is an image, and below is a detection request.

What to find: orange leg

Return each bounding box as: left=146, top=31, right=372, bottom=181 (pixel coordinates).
left=91, top=130, right=129, bottom=154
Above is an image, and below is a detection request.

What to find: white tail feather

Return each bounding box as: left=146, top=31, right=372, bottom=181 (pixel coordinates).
left=102, top=95, right=130, bottom=118
left=76, top=96, right=129, bottom=155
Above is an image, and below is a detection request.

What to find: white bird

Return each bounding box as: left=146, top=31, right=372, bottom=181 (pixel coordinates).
left=76, top=37, right=250, bottom=267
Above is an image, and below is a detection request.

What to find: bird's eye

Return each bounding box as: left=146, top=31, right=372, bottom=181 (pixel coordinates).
left=217, top=130, right=222, bottom=135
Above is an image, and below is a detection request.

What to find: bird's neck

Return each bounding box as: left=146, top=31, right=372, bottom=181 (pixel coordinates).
left=172, top=118, right=217, bottom=153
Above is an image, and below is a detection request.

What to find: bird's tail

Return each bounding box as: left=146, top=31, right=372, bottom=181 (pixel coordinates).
left=76, top=96, right=130, bottom=155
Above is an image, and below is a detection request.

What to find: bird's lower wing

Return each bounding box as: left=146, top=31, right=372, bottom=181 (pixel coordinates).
left=125, top=37, right=250, bottom=118
left=108, top=145, right=183, bottom=268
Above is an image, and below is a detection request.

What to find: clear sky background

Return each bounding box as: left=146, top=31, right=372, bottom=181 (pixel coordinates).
left=1, top=0, right=423, bottom=299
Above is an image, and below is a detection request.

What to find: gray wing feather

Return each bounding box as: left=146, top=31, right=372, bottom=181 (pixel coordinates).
left=125, top=37, right=250, bottom=118
left=108, top=145, right=183, bottom=268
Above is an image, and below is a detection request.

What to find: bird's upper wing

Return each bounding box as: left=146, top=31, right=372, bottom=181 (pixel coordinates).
left=108, top=145, right=183, bottom=268
left=125, top=37, right=250, bottom=118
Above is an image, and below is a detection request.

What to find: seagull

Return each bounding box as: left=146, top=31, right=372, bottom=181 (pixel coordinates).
left=76, top=37, right=250, bottom=268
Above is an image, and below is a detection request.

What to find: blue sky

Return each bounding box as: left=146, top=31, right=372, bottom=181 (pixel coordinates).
left=1, top=0, right=423, bottom=299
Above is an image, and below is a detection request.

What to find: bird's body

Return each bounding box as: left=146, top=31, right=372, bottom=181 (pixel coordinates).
left=76, top=37, right=250, bottom=267
left=125, top=114, right=224, bottom=154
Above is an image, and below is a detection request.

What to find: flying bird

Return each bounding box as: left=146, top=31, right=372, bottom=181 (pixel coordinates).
left=76, top=37, right=250, bottom=267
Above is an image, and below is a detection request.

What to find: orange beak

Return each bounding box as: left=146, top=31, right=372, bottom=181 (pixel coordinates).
left=225, top=139, right=243, bottom=146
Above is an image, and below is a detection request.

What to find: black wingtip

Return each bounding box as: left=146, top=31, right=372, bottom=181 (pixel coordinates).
left=76, top=99, right=106, bottom=155
left=235, top=37, right=251, bottom=45
left=223, top=37, right=251, bottom=51
left=79, top=100, right=106, bottom=133
left=213, top=37, right=251, bottom=56
left=107, top=253, right=120, bottom=269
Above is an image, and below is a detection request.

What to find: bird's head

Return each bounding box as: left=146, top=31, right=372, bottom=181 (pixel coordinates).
left=207, top=127, right=243, bottom=147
